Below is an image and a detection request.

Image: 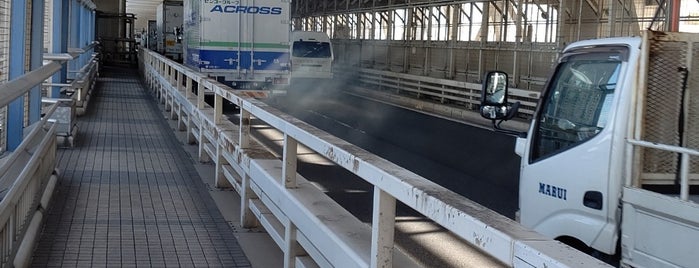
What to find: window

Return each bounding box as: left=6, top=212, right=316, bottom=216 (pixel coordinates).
left=292, top=41, right=332, bottom=58
left=531, top=49, right=626, bottom=162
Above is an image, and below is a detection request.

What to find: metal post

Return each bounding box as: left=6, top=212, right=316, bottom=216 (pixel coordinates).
left=681, top=153, right=690, bottom=200
left=423, top=7, right=432, bottom=76
left=607, top=0, right=616, bottom=37
left=214, top=94, right=223, bottom=125
left=370, top=187, right=396, bottom=268
left=386, top=12, right=393, bottom=70
left=170, top=66, right=176, bottom=86
left=239, top=108, right=251, bottom=149
left=447, top=5, right=459, bottom=79
left=403, top=8, right=413, bottom=72
left=69, top=0, right=80, bottom=80
left=197, top=81, right=205, bottom=109
left=198, top=125, right=211, bottom=162
left=29, top=0, right=46, bottom=124
left=51, top=0, right=70, bottom=98
left=177, top=71, right=184, bottom=92
left=215, top=144, right=231, bottom=188
left=512, top=0, right=524, bottom=87
left=164, top=69, right=171, bottom=110
left=185, top=77, right=193, bottom=99
left=79, top=6, right=85, bottom=67
left=667, top=0, right=680, bottom=32
left=240, top=174, right=259, bottom=228
left=283, top=222, right=303, bottom=268
left=478, top=2, right=490, bottom=81
left=282, top=134, right=298, bottom=187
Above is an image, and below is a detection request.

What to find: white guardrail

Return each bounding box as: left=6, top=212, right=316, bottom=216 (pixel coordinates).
left=140, top=48, right=608, bottom=268
left=0, top=44, right=97, bottom=266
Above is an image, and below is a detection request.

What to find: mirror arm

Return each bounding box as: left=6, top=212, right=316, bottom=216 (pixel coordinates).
left=490, top=102, right=527, bottom=137
left=491, top=119, right=527, bottom=137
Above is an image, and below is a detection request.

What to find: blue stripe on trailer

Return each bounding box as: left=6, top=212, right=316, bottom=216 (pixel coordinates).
left=186, top=49, right=290, bottom=71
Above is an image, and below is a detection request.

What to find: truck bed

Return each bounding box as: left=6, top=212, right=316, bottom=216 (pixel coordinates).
left=622, top=187, right=699, bottom=268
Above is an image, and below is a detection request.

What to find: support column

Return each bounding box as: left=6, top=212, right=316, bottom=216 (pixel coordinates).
left=423, top=7, right=432, bottom=76
left=29, top=0, right=45, bottom=124
left=385, top=12, right=393, bottom=70
left=447, top=4, right=460, bottom=79
left=403, top=8, right=413, bottom=73
left=513, top=0, right=524, bottom=87
left=51, top=0, right=70, bottom=98
left=7, top=0, right=28, bottom=151
left=68, top=0, right=81, bottom=80
left=478, top=2, right=490, bottom=81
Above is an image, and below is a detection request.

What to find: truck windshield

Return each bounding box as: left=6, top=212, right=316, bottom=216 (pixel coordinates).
left=292, top=41, right=331, bottom=58
left=531, top=51, right=624, bottom=162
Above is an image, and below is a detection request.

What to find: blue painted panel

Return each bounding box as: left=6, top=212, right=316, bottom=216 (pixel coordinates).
left=6, top=0, right=27, bottom=151
left=68, top=0, right=80, bottom=79
left=186, top=49, right=290, bottom=72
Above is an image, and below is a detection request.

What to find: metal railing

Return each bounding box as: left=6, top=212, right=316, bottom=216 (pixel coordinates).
left=345, top=67, right=541, bottom=117
left=140, top=47, right=606, bottom=267
left=0, top=42, right=98, bottom=267
left=0, top=65, right=59, bottom=268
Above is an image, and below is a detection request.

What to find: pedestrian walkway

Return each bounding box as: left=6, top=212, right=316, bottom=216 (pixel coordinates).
left=31, top=66, right=252, bottom=267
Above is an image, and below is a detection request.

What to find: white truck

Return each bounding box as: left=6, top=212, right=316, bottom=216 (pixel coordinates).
left=156, top=1, right=183, bottom=61
left=290, top=31, right=333, bottom=80
left=183, top=0, right=291, bottom=98
left=480, top=30, right=699, bottom=267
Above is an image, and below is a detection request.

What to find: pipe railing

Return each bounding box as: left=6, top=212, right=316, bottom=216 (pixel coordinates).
left=627, top=139, right=699, bottom=201
left=0, top=41, right=98, bottom=267
left=342, top=67, right=541, bottom=118
left=140, top=47, right=607, bottom=268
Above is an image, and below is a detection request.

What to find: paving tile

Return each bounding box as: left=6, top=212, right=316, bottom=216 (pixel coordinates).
left=30, top=67, right=252, bottom=267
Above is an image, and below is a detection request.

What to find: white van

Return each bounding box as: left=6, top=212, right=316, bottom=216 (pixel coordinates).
left=290, top=31, right=333, bottom=80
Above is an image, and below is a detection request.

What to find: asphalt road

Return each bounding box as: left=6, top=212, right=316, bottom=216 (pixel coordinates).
left=268, top=84, right=521, bottom=220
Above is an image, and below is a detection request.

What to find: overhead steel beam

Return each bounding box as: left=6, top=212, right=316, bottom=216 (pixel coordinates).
left=584, top=0, right=600, bottom=16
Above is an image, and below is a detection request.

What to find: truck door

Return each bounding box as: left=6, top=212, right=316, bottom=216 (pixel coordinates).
left=520, top=47, right=629, bottom=254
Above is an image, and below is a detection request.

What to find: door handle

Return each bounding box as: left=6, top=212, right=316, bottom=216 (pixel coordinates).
left=583, top=191, right=603, bottom=210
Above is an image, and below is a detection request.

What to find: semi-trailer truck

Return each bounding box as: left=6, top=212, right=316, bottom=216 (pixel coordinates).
left=156, top=1, right=183, bottom=61
left=183, top=0, right=291, bottom=98
left=480, top=30, right=699, bottom=267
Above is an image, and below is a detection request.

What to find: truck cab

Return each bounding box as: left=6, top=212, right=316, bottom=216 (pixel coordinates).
left=480, top=30, right=699, bottom=267
left=515, top=38, right=638, bottom=255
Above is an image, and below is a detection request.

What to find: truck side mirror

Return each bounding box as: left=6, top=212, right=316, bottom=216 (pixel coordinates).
left=480, top=71, right=520, bottom=128
left=482, top=71, right=508, bottom=106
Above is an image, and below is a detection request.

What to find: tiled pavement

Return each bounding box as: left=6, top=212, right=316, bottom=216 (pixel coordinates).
left=31, top=66, right=252, bottom=267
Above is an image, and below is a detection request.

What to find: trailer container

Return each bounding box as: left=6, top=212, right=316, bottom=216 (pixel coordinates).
left=183, top=0, right=291, bottom=97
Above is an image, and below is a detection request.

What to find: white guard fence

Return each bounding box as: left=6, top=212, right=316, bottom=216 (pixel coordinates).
left=140, top=48, right=608, bottom=268
left=343, top=67, right=541, bottom=118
